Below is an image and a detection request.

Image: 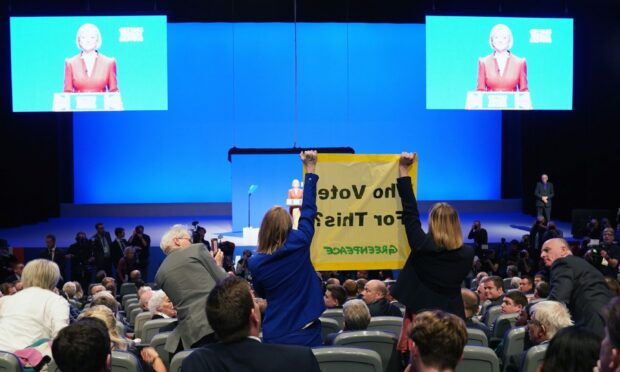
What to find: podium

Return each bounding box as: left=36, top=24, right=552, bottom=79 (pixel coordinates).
left=52, top=92, right=124, bottom=112
left=286, top=198, right=302, bottom=207
left=465, top=91, right=532, bottom=110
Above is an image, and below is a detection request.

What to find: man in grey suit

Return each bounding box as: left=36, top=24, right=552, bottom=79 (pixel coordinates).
left=534, top=173, right=554, bottom=223
left=155, top=224, right=226, bottom=353
left=542, top=238, right=613, bottom=337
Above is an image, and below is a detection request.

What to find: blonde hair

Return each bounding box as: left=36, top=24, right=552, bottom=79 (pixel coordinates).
left=79, top=305, right=128, bottom=351
left=76, top=23, right=102, bottom=51
left=160, top=224, right=190, bottom=255
left=22, top=259, right=61, bottom=290
left=257, top=206, right=292, bottom=254
left=489, top=24, right=514, bottom=51
left=428, top=203, right=463, bottom=250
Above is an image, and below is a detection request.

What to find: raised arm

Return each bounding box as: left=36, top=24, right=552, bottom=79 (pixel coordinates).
left=396, top=152, right=427, bottom=252
left=295, top=151, right=318, bottom=244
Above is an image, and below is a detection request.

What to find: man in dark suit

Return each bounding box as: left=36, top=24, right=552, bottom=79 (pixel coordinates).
left=362, top=280, right=402, bottom=317
left=182, top=276, right=321, bottom=372
left=534, top=174, right=554, bottom=223
left=156, top=224, right=226, bottom=353
left=40, top=234, right=66, bottom=286
left=110, top=227, right=127, bottom=272
left=91, top=223, right=114, bottom=275
left=542, top=238, right=613, bottom=336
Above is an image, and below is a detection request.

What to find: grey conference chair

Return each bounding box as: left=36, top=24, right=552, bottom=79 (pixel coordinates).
left=312, top=346, right=382, bottom=372
left=492, top=313, right=519, bottom=342
left=142, top=318, right=177, bottom=344
left=120, top=283, right=138, bottom=297
left=501, top=326, right=526, bottom=372
left=455, top=345, right=500, bottom=372
left=333, top=330, right=400, bottom=372
left=484, top=305, right=502, bottom=328
left=122, top=294, right=138, bottom=309
left=134, top=312, right=153, bottom=339
left=367, top=316, right=403, bottom=337
left=124, top=298, right=139, bottom=310
left=321, top=309, right=344, bottom=329
left=124, top=303, right=140, bottom=321
left=0, top=350, right=23, bottom=372
left=319, top=317, right=341, bottom=344
left=520, top=344, right=548, bottom=372
left=150, top=332, right=172, bottom=370
left=169, top=349, right=195, bottom=372
left=467, top=327, right=489, bottom=347
left=111, top=350, right=141, bottom=372
left=129, top=307, right=143, bottom=326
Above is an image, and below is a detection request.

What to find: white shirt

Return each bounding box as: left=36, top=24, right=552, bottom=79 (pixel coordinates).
left=0, top=287, right=69, bottom=352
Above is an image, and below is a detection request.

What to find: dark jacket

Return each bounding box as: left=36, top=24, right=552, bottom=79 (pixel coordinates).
left=182, top=338, right=321, bottom=372
left=367, top=298, right=402, bottom=317
left=549, top=255, right=613, bottom=336
left=392, top=177, right=475, bottom=318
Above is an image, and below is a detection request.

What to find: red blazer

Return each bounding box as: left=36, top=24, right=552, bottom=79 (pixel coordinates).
left=477, top=52, right=528, bottom=92
left=64, top=52, right=119, bottom=93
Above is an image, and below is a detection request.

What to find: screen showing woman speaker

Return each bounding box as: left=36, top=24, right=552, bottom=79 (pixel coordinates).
left=10, top=16, right=168, bottom=112
left=426, top=16, right=573, bottom=110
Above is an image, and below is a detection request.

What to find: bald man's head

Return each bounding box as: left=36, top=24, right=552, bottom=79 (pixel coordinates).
left=540, top=238, right=572, bottom=267
left=362, top=280, right=387, bottom=305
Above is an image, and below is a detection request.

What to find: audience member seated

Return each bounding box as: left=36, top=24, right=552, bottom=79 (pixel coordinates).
left=182, top=276, right=321, bottom=372
left=90, top=284, right=106, bottom=299
left=519, top=275, right=534, bottom=295
left=501, top=291, right=528, bottom=315
left=506, top=265, right=519, bottom=279
left=597, top=296, right=620, bottom=372
left=117, top=246, right=140, bottom=284
left=325, top=299, right=371, bottom=345
left=325, top=277, right=340, bottom=286
left=138, top=286, right=153, bottom=311
left=356, top=278, right=367, bottom=298
left=80, top=305, right=166, bottom=372
left=101, top=277, right=118, bottom=298
left=362, top=279, right=402, bottom=317
left=403, top=310, right=467, bottom=372
left=534, top=272, right=546, bottom=285
left=480, top=276, right=504, bottom=323
left=539, top=326, right=600, bottom=372
left=343, top=279, right=358, bottom=302
left=129, top=269, right=145, bottom=289
left=324, top=284, right=346, bottom=309
left=461, top=288, right=491, bottom=340
left=0, top=259, right=69, bottom=352
left=533, top=282, right=550, bottom=300
left=148, top=290, right=177, bottom=319
left=3, top=262, right=23, bottom=283
left=504, top=300, right=573, bottom=372
left=62, top=281, right=82, bottom=321
left=52, top=318, right=112, bottom=372
left=91, top=290, right=120, bottom=313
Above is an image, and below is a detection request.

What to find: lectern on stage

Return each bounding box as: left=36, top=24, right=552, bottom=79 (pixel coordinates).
left=52, top=92, right=124, bottom=111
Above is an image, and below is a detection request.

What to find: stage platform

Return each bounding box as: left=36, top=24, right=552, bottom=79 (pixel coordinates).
left=0, top=200, right=573, bottom=280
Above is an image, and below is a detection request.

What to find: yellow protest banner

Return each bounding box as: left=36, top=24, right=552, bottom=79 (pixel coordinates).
left=308, top=154, right=418, bottom=271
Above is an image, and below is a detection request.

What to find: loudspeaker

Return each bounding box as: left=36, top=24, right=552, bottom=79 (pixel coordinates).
left=571, top=209, right=613, bottom=238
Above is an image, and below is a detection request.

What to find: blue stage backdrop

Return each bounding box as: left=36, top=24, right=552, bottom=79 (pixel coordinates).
left=74, top=23, right=501, bottom=211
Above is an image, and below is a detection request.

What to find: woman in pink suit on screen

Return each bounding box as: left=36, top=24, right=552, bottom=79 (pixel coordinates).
left=477, top=24, right=528, bottom=92
left=64, top=23, right=119, bottom=93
